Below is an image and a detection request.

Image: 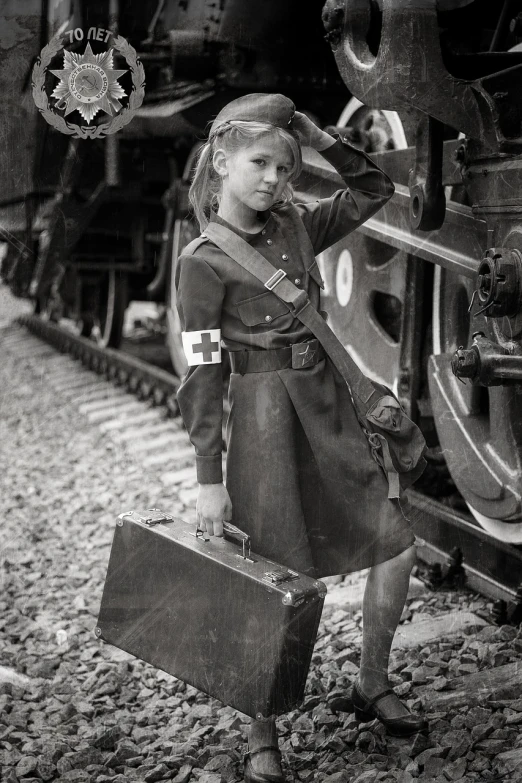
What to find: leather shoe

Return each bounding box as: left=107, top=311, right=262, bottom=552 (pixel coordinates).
left=244, top=744, right=285, bottom=783
left=352, top=680, right=428, bottom=737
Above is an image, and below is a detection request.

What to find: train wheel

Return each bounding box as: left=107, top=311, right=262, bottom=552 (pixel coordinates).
left=315, top=98, right=411, bottom=394
left=431, top=265, right=522, bottom=542
left=91, top=270, right=127, bottom=349
left=34, top=293, right=61, bottom=323
left=429, top=48, right=522, bottom=541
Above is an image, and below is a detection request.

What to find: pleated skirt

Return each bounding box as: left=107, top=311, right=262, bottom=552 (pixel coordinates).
left=225, top=356, right=415, bottom=578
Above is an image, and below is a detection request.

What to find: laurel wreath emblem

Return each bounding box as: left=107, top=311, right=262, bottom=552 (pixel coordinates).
left=31, top=32, right=145, bottom=139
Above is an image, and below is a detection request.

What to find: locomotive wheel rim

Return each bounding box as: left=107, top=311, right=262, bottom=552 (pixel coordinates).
left=468, top=506, right=522, bottom=545
left=92, top=270, right=116, bottom=348
left=335, top=101, right=522, bottom=537
left=34, top=291, right=61, bottom=323
left=432, top=264, right=522, bottom=540
left=76, top=316, right=94, bottom=338
left=315, top=98, right=409, bottom=392
left=429, top=44, right=522, bottom=538
left=101, top=270, right=116, bottom=346
left=92, top=270, right=127, bottom=349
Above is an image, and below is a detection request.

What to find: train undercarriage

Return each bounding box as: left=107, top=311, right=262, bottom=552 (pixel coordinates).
left=1, top=0, right=521, bottom=542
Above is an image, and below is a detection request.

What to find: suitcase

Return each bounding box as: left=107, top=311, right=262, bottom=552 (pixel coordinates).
left=96, top=509, right=326, bottom=719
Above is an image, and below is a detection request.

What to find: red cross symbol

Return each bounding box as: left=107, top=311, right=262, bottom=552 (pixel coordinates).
left=193, top=332, right=220, bottom=362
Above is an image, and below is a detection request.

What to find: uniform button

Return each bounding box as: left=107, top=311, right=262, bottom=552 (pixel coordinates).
left=282, top=254, right=288, bottom=261
left=265, top=315, right=272, bottom=322
left=261, top=229, right=266, bottom=235
left=294, top=278, right=301, bottom=285
left=266, top=239, right=273, bottom=245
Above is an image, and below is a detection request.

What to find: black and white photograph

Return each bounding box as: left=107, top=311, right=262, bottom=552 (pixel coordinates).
left=1, top=2, right=522, bottom=783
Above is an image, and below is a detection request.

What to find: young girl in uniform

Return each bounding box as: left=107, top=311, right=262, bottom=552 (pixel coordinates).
left=175, top=93, right=428, bottom=783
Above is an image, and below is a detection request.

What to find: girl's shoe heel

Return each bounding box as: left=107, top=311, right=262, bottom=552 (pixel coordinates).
left=244, top=746, right=284, bottom=783
left=351, top=681, right=428, bottom=737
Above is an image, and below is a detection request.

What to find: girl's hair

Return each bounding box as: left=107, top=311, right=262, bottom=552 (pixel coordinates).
left=189, top=120, right=302, bottom=230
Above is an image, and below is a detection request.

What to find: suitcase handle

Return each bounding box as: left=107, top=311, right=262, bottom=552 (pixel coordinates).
left=223, top=522, right=251, bottom=553
left=225, top=522, right=251, bottom=560
left=196, top=521, right=251, bottom=559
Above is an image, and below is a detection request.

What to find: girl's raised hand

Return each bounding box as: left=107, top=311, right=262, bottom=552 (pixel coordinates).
left=292, top=111, right=335, bottom=151
left=196, top=483, right=232, bottom=537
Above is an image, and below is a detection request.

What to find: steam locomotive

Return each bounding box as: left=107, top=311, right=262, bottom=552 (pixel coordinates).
left=1, top=0, right=521, bottom=544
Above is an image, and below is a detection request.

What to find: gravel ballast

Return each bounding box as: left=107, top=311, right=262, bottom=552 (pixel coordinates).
left=1, top=286, right=522, bottom=783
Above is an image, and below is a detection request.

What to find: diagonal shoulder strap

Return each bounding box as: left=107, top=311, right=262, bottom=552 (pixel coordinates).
left=204, top=222, right=379, bottom=413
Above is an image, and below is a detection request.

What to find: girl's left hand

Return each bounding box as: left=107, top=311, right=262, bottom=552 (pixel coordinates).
left=292, top=111, right=334, bottom=151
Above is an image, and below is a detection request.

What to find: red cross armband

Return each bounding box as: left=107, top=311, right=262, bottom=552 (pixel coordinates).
left=181, top=329, right=222, bottom=365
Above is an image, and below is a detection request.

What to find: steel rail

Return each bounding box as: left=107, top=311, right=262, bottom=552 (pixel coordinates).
left=408, top=491, right=522, bottom=604
left=18, top=314, right=180, bottom=414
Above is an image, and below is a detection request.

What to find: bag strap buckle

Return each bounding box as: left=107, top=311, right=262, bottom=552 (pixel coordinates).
left=264, top=269, right=287, bottom=291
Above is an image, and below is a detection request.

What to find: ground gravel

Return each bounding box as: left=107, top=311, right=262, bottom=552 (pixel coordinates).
left=1, top=287, right=522, bottom=783
left=0, top=284, right=32, bottom=327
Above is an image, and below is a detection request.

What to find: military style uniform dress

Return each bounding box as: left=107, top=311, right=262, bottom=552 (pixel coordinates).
left=175, top=135, right=415, bottom=578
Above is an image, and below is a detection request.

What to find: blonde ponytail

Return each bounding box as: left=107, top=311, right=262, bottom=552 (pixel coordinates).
left=188, top=143, right=216, bottom=231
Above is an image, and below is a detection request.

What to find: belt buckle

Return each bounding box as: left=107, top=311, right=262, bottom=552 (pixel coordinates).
left=292, top=340, right=318, bottom=369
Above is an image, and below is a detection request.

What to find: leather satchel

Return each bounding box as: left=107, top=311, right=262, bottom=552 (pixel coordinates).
left=204, top=222, right=427, bottom=498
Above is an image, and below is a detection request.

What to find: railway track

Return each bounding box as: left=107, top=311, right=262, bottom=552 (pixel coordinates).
left=10, top=313, right=522, bottom=611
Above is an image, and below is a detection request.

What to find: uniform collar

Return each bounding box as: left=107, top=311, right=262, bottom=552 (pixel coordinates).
left=209, top=210, right=271, bottom=244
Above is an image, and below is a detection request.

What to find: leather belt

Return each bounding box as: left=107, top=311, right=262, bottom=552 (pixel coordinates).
left=229, top=339, right=324, bottom=374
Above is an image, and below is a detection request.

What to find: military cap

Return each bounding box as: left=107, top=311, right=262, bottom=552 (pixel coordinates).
left=209, top=93, right=295, bottom=135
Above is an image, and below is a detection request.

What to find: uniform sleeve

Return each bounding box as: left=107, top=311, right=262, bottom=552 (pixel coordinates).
left=175, top=253, right=226, bottom=484
left=295, top=134, right=395, bottom=255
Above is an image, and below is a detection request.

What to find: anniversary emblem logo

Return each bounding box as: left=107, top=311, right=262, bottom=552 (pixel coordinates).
left=31, top=27, right=145, bottom=139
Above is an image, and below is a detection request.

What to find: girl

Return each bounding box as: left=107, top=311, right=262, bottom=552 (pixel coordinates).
left=174, top=93, right=427, bottom=783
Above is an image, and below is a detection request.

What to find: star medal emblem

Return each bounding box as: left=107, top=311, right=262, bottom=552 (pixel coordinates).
left=297, top=343, right=317, bottom=368
left=50, top=42, right=127, bottom=123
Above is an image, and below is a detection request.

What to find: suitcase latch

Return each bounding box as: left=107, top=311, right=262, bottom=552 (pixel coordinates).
left=263, top=569, right=299, bottom=585
left=138, top=509, right=174, bottom=526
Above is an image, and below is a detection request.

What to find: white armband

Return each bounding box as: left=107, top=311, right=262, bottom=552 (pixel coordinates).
left=182, top=329, right=222, bottom=366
